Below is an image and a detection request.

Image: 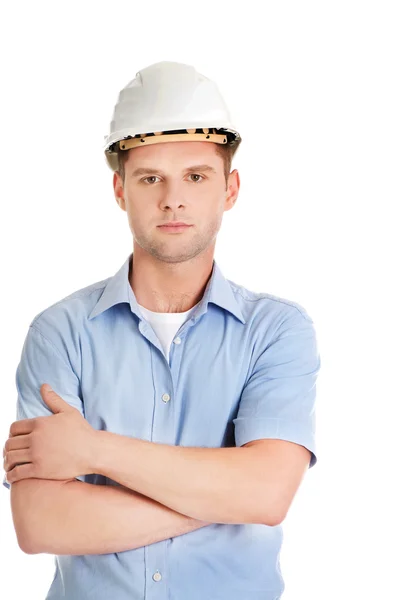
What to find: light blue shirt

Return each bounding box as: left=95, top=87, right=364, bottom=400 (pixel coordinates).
left=3, top=251, right=321, bottom=600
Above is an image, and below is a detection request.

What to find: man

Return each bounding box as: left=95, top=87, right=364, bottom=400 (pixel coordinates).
left=2, top=61, right=321, bottom=600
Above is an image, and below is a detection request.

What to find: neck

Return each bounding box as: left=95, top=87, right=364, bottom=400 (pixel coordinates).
left=129, top=245, right=215, bottom=313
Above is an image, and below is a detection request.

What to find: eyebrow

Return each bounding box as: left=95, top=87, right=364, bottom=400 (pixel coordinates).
left=130, top=164, right=217, bottom=177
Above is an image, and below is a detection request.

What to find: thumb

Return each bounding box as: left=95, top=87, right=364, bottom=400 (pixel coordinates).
left=40, top=384, right=70, bottom=413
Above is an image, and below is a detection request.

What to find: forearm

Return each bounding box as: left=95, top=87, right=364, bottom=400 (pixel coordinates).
left=94, top=432, right=268, bottom=524
left=11, top=478, right=210, bottom=556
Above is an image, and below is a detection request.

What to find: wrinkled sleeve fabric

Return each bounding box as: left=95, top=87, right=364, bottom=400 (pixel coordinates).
left=3, top=324, right=86, bottom=490
left=233, top=308, right=321, bottom=468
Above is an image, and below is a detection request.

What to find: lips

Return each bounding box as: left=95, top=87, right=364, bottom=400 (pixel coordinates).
left=158, top=222, right=191, bottom=227
left=158, top=223, right=193, bottom=232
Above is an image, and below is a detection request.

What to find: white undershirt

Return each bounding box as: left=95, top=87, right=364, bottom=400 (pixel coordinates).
left=137, top=301, right=201, bottom=361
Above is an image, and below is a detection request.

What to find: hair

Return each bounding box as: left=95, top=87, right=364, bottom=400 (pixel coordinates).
left=116, top=138, right=241, bottom=189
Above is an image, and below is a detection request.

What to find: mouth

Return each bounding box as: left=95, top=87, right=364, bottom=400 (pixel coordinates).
left=157, top=224, right=193, bottom=233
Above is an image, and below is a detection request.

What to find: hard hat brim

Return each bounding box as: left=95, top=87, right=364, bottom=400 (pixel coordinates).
left=104, top=127, right=241, bottom=171
left=119, top=131, right=228, bottom=150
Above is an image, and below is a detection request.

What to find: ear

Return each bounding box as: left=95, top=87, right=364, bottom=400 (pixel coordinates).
left=224, top=169, right=240, bottom=211
left=113, top=171, right=126, bottom=211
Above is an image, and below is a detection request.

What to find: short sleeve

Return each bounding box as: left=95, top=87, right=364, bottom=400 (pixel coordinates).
left=3, top=324, right=86, bottom=490
left=233, top=309, right=321, bottom=468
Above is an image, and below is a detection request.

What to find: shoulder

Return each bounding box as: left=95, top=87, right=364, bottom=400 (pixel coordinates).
left=28, top=277, right=110, bottom=347
left=227, top=279, right=321, bottom=379
left=227, top=276, right=315, bottom=329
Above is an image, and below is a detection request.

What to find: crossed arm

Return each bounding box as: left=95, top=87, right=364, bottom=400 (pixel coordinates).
left=9, top=433, right=310, bottom=556
left=11, top=477, right=210, bottom=555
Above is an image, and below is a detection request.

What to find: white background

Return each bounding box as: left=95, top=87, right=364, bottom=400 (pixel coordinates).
left=0, top=1, right=399, bottom=598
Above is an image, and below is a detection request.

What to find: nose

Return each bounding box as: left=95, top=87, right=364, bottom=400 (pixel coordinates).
left=159, top=181, right=186, bottom=211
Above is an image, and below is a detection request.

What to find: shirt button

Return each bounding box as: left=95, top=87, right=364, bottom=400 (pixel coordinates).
left=162, top=393, right=170, bottom=403
left=173, top=337, right=181, bottom=344
left=153, top=571, right=162, bottom=582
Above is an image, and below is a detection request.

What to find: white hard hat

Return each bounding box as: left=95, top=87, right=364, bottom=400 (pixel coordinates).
left=103, top=61, right=241, bottom=171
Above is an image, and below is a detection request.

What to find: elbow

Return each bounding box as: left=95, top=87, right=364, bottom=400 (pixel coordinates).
left=18, top=536, right=41, bottom=555
left=13, top=520, right=42, bottom=555
left=262, top=512, right=285, bottom=527
left=12, top=516, right=41, bottom=554
left=258, top=486, right=293, bottom=526
left=10, top=480, right=45, bottom=555
left=260, top=501, right=288, bottom=527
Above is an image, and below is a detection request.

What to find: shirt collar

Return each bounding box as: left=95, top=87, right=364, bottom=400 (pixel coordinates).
left=88, top=252, right=246, bottom=324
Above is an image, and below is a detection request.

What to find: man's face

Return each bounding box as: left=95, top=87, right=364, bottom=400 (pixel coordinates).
left=113, top=141, right=239, bottom=264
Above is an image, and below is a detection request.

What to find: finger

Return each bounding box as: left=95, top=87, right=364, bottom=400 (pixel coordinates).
left=6, top=462, right=35, bottom=484
left=4, top=449, right=31, bottom=472
left=5, top=434, right=31, bottom=453
left=9, top=419, right=36, bottom=437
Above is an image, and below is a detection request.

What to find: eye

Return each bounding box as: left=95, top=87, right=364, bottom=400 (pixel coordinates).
left=188, top=174, right=204, bottom=182
left=142, top=176, right=160, bottom=184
